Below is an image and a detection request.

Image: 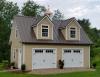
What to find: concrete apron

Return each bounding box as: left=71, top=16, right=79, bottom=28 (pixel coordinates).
left=28, top=68, right=95, bottom=75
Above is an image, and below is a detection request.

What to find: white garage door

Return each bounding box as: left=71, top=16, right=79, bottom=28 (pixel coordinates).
left=62, top=48, right=83, bottom=68
left=32, top=48, right=56, bottom=69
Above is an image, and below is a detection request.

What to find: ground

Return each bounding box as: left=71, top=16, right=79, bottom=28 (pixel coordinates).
left=0, top=69, right=100, bottom=77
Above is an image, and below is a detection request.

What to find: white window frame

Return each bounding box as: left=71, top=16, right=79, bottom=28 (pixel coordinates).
left=41, top=24, right=49, bottom=38
left=70, top=28, right=76, bottom=39
left=13, top=48, right=16, bottom=60
left=15, top=29, right=18, bottom=38
left=13, top=48, right=18, bottom=60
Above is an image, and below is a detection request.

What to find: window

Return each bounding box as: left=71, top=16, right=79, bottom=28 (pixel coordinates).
left=70, top=28, right=76, bottom=38
left=42, top=26, right=48, bottom=37
left=35, top=49, right=43, bottom=53
left=13, top=51, right=15, bottom=59
left=15, top=28, right=19, bottom=38
left=73, top=50, right=80, bottom=53
left=15, top=29, right=18, bottom=38
left=46, top=49, right=53, bottom=53
left=13, top=49, right=18, bottom=59
left=64, top=50, right=71, bottom=53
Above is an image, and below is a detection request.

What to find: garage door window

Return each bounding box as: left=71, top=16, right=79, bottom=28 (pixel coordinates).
left=73, top=50, right=80, bottom=53
left=46, top=49, right=53, bottom=53
left=64, top=50, right=71, bottom=53
left=35, top=49, right=43, bottom=53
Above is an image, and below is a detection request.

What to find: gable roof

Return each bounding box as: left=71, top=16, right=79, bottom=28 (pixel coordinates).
left=13, top=15, right=92, bottom=45
left=58, top=17, right=75, bottom=29
left=32, top=15, right=54, bottom=27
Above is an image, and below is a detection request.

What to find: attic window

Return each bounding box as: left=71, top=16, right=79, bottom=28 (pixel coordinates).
left=42, top=26, right=48, bottom=37
left=70, top=28, right=76, bottom=38
left=15, top=29, right=18, bottom=38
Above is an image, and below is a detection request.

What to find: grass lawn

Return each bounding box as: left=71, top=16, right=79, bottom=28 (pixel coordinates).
left=0, top=69, right=100, bottom=77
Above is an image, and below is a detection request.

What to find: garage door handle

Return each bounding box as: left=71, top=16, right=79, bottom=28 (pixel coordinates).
left=33, top=63, right=36, bottom=65
left=72, top=59, right=73, bottom=62
left=80, top=61, right=82, bottom=63
left=52, top=63, right=56, bottom=64
left=43, top=60, right=45, bottom=62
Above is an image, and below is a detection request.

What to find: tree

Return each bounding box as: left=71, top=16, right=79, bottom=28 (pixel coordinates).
left=0, top=0, right=19, bottom=25
left=0, top=0, right=19, bottom=62
left=21, top=0, right=46, bottom=16
left=78, top=19, right=100, bottom=45
left=78, top=19, right=100, bottom=63
left=52, top=9, right=64, bottom=20
left=78, top=19, right=90, bottom=33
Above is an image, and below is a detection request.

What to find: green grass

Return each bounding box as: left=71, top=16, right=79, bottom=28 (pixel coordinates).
left=0, top=69, right=100, bottom=77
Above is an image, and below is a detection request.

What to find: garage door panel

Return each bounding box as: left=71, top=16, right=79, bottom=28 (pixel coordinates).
left=32, top=48, right=56, bottom=69
left=73, top=50, right=83, bottom=67
left=32, top=51, right=45, bottom=69
left=63, top=50, right=72, bottom=67
left=63, top=48, right=83, bottom=68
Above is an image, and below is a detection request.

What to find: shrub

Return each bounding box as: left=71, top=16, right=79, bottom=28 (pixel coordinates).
left=92, top=62, right=97, bottom=69
left=21, top=64, right=26, bottom=72
left=10, top=62, right=15, bottom=66
left=10, top=62, right=15, bottom=69
left=2, top=60, right=9, bottom=69
left=0, top=63, right=4, bottom=70
left=58, top=60, right=64, bottom=69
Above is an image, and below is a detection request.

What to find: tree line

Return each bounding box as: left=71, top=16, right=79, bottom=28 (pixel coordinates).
left=0, top=0, right=100, bottom=63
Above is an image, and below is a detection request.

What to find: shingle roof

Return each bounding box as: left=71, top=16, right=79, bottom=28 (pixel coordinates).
left=13, top=15, right=92, bottom=45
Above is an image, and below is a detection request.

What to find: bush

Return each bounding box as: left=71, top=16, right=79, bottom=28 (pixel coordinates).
left=21, top=64, right=26, bottom=72
left=10, top=62, right=15, bottom=66
left=0, top=63, right=4, bottom=70
left=2, top=60, right=9, bottom=69
left=10, top=62, right=15, bottom=69
left=92, top=62, right=97, bottom=69
left=58, top=60, right=64, bottom=69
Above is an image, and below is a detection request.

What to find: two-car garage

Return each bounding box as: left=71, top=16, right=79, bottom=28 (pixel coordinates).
left=32, top=48, right=84, bottom=69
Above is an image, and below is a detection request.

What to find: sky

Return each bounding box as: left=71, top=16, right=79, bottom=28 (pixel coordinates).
left=7, top=0, right=100, bottom=29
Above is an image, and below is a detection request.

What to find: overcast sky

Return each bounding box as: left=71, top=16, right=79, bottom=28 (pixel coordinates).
left=7, top=0, right=100, bottom=29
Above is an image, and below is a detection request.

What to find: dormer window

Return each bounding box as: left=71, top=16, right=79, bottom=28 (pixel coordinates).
left=42, top=25, right=48, bottom=37
left=70, top=28, right=76, bottom=38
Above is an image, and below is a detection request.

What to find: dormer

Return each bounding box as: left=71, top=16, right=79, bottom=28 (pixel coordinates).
left=61, top=18, right=81, bottom=40
left=33, top=16, right=54, bottom=40
left=33, top=6, right=53, bottom=40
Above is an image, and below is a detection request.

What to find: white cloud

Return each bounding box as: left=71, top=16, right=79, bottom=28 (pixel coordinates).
left=67, top=7, right=88, bottom=17
left=95, top=5, right=100, bottom=10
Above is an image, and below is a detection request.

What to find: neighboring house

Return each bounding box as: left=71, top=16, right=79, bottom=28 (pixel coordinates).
left=9, top=9, right=92, bottom=70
